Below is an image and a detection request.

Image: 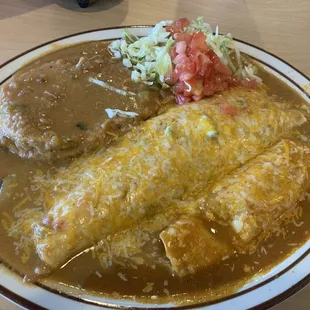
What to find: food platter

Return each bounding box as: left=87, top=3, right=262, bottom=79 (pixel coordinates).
left=0, top=23, right=309, bottom=309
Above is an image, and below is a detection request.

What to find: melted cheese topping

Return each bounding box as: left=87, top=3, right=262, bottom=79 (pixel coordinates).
left=203, top=139, right=310, bottom=250
left=9, top=87, right=307, bottom=268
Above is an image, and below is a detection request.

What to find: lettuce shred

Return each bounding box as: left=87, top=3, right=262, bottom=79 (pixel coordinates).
left=109, top=21, right=174, bottom=88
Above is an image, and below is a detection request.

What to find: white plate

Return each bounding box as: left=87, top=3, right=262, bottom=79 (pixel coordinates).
left=0, top=26, right=309, bottom=310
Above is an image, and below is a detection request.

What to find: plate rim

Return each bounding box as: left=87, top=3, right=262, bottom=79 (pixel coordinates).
left=0, top=25, right=309, bottom=310
left=0, top=24, right=309, bottom=85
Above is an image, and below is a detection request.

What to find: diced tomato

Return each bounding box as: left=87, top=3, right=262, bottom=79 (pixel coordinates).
left=176, top=41, right=187, bottom=54
left=166, top=18, right=190, bottom=34
left=226, top=76, right=241, bottom=87
left=174, top=32, right=192, bottom=43
left=197, top=53, right=211, bottom=67
left=206, top=49, right=219, bottom=62
left=166, top=18, right=256, bottom=103
left=174, top=62, right=196, bottom=81
left=213, top=61, right=232, bottom=75
left=175, top=94, right=191, bottom=105
left=214, top=75, right=227, bottom=85
left=170, top=46, right=178, bottom=60
left=174, top=80, right=186, bottom=94
left=192, top=82, right=203, bottom=96
left=172, top=53, right=191, bottom=65
left=202, top=65, right=214, bottom=81
left=220, top=103, right=238, bottom=117
left=196, top=53, right=212, bottom=76
left=185, top=78, right=203, bottom=96
left=190, top=32, right=208, bottom=52
left=177, top=70, right=195, bottom=82
left=182, top=78, right=199, bottom=96
left=215, top=80, right=228, bottom=92
left=240, top=79, right=257, bottom=89
left=203, top=81, right=216, bottom=96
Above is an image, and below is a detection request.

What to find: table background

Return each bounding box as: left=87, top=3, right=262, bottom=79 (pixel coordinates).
left=0, top=0, right=309, bottom=309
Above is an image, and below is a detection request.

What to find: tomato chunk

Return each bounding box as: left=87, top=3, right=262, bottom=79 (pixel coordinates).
left=190, top=51, right=212, bottom=76
left=170, top=46, right=178, bottom=60
left=166, top=18, right=190, bottom=34
left=176, top=41, right=187, bottom=54
left=190, top=32, right=209, bottom=52
left=214, top=61, right=232, bottom=75
left=174, top=62, right=196, bottom=81
left=203, top=81, right=216, bottom=96
left=174, top=81, right=186, bottom=94
left=173, top=53, right=190, bottom=65
left=183, top=78, right=203, bottom=97
left=240, top=79, right=257, bottom=89
left=220, top=103, right=238, bottom=117
left=174, top=32, right=192, bottom=43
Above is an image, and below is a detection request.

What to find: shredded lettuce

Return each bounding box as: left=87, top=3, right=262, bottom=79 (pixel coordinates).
left=109, top=21, right=173, bottom=88
left=155, top=37, right=174, bottom=85
left=237, top=63, right=262, bottom=83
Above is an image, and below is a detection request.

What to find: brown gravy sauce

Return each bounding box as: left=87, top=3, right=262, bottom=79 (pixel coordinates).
left=0, top=41, right=309, bottom=306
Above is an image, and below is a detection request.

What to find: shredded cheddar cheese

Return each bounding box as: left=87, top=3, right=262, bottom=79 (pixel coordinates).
left=8, top=87, right=308, bottom=270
